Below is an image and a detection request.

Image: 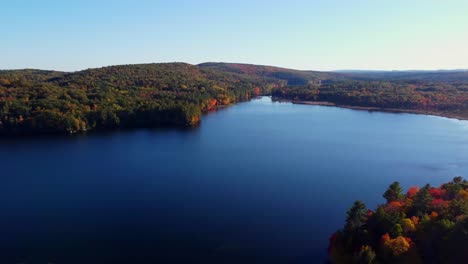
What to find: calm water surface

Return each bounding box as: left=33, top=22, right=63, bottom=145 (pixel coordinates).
left=1, top=97, right=468, bottom=263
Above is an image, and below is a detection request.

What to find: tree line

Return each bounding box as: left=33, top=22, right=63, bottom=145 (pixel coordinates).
left=2, top=63, right=468, bottom=135
left=0, top=63, right=280, bottom=134
left=272, top=80, right=468, bottom=118
left=329, top=177, right=468, bottom=263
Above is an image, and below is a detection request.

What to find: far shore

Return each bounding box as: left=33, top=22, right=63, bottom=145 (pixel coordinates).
left=272, top=98, right=468, bottom=122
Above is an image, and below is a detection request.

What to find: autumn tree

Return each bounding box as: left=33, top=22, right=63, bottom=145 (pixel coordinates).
left=401, top=218, right=416, bottom=232
left=443, top=177, right=466, bottom=199
left=330, top=177, right=467, bottom=263
left=383, top=236, right=411, bottom=256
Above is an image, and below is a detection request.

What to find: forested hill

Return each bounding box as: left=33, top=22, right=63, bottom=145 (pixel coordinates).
left=272, top=68, right=468, bottom=120
left=1, top=62, right=468, bottom=135
left=335, top=70, right=468, bottom=83
left=0, top=63, right=287, bottom=134
left=0, top=62, right=344, bottom=135
left=199, top=62, right=339, bottom=85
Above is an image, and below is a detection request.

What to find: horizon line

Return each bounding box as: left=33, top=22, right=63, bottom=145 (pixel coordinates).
left=1, top=61, right=467, bottom=73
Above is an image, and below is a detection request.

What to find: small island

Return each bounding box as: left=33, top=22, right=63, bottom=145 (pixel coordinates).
left=329, top=177, right=468, bottom=263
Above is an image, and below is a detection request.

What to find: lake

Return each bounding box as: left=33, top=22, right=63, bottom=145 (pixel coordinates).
left=1, top=96, right=468, bottom=264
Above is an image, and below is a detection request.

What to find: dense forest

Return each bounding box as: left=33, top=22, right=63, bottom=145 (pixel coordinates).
left=329, top=177, right=468, bottom=264
left=0, top=63, right=285, bottom=134
left=337, top=70, right=468, bottom=83
left=1, top=62, right=468, bottom=135
left=199, top=62, right=337, bottom=86
left=272, top=80, right=468, bottom=119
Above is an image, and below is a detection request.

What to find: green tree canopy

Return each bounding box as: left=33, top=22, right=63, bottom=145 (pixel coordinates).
left=413, top=184, right=433, bottom=215
left=345, top=200, right=368, bottom=232
left=383, top=181, right=404, bottom=203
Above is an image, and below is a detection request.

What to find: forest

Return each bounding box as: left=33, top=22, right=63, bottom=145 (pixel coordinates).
left=329, top=177, right=468, bottom=264
left=272, top=80, right=468, bottom=119
left=1, top=62, right=468, bottom=135
left=0, top=63, right=282, bottom=134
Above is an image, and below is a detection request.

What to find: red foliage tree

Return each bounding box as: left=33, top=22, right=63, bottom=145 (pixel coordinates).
left=429, top=188, right=445, bottom=199
left=407, top=187, right=419, bottom=198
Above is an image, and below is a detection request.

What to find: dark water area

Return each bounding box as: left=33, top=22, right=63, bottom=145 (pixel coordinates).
left=1, top=97, right=468, bottom=264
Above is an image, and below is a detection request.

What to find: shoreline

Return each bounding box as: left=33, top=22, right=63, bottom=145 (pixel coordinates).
left=273, top=98, right=468, bottom=122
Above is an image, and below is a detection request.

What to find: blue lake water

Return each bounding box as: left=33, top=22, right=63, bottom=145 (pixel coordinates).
left=1, top=96, right=468, bottom=263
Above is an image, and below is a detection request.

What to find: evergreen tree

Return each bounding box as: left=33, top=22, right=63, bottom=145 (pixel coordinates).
left=346, top=201, right=368, bottom=232
left=383, top=181, right=403, bottom=203
left=413, top=184, right=433, bottom=215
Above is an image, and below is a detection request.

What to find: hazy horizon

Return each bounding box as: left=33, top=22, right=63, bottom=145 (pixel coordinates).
left=1, top=61, right=467, bottom=73
left=3, top=0, right=468, bottom=71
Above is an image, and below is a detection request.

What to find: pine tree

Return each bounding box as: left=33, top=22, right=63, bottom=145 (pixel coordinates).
left=383, top=182, right=403, bottom=203
left=413, top=184, right=433, bottom=215
left=346, top=201, right=368, bottom=232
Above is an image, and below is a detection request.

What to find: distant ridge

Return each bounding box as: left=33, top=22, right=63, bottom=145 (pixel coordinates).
left=334, top=69, right=468, bottom=73
left=198, top=62, right=340, bottom=85
left=2, top=62, right=468, bottom=83
left=2, top=62, right=468, bottom=85
left=333, top=69, right=468, bottom=82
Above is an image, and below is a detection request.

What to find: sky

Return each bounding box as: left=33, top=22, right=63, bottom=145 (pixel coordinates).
left=2, top=0, right=468, bottom=71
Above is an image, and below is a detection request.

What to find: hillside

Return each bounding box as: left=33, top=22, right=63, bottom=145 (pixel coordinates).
left=336, top=70, right=468, bottom=83
left=199, top=62, right=339, bottom=85
left=1, top=62, right=468, bottom=135
left=272, top=67, right=468, bottom=120
left=0, top=63, right=282, bottom=134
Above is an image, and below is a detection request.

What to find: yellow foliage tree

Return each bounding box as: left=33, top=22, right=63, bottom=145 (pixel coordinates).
left=457, top=189, right=468, bottom=200
left=384, top=236, right=411, bottom=256
left=402, top=218, right=416, bottom=232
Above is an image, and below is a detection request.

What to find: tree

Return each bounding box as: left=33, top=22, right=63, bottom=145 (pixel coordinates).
left=390, top=223, right=403, bottom=237
left=402, top=218, right=416, bottom=232
left=407, top=187, right=419, bottom=198
left=330, top=178, right=467, bottom=263
left=444, top=177, right=465, bottom=199
left=448, top=198, right=468, bottom=219
left=454, top=176, right=463, bottom=184
left=383, top=182, right=404, bottom=203
left=346, top=201, right=368, bottom=232
left=383, top=236, right=411, bottom=256
left=413, top=184, right=433, bottom=215
left=356, top=245, right=376, bottom=264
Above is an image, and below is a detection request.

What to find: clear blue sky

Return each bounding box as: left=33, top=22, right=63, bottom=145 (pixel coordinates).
left=2, top=0, right=467, bottom=71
